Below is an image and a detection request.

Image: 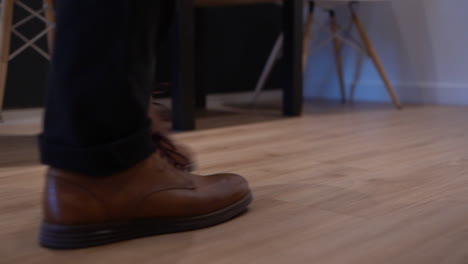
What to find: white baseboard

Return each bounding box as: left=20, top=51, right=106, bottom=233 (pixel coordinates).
left=305, top=81, right=468, bottom=106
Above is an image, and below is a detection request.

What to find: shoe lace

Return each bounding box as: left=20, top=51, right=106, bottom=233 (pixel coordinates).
left=152, top=133, right=191, bottom=171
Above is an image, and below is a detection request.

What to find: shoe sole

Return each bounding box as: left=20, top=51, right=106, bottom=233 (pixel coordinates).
left=39, top=192, right=252, bottom=249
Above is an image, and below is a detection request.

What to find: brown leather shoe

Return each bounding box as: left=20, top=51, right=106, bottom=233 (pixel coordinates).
left=149, top=101, right=196, bottom=171
left=39, top=153, right=252, bottom=249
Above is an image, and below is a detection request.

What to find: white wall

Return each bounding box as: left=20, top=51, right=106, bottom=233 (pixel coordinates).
left=304, top=0, right=468, bottom=105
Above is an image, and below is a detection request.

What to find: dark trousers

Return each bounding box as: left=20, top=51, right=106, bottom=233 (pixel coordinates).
left=40, top=1, right=174, bottom=176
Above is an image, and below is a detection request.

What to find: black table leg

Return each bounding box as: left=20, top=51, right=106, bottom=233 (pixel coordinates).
left=195, top=59, right=207, bottom=109
left=282, top=0, right=303, bottom=116
left=195, top=9, right=207, bottom=110
left=172, top=0, right=196, bottom=130
left=195, top=74, right=207, bottom=110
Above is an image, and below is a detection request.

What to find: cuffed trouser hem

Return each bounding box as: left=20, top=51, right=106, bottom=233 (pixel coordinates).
left=40, top=127, right=155, bottom=177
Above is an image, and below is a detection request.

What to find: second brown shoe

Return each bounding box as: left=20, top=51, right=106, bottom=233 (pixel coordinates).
left=39, top=152, right=252, bottom=249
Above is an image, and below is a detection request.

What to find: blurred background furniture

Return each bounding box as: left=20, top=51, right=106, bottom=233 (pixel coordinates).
left=0, top=0, right=54, bottom=121
left=0, top=0, right=304, bottom=130
left=173, top=0, right=303, bottom=130
left=252, top=0, right=402, bottom=109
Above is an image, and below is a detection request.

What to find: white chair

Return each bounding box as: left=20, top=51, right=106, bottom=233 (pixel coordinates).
left=252, top=0, right=402, bottom=109
left=0, top=0, right=55, bottom=120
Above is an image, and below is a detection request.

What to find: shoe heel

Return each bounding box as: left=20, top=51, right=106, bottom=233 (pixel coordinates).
left=39, top=222, right=131, bottom=249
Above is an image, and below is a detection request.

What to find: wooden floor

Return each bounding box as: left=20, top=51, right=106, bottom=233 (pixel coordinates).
left=2, top=102, right=468, bottom=263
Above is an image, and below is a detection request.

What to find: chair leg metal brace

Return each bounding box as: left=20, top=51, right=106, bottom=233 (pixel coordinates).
left=0, top=0, right=56, bottom=121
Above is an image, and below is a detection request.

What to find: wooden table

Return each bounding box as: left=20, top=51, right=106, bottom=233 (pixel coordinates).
left=171, top=0, right=303, bottom=130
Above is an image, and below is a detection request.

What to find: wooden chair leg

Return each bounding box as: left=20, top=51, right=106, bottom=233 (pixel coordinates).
left=43, top=0, right=55, bottom=53
left=0, top=0, right=15, bottom=120
left=330, top=10, right=346, bottom=104
left=350, top=3, right=402, bottom=109
left=255, top=1, right=311, bottom=106
left=252, top=34, right=283, bottom=105
left=302, top=2, right=314, bottom=72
